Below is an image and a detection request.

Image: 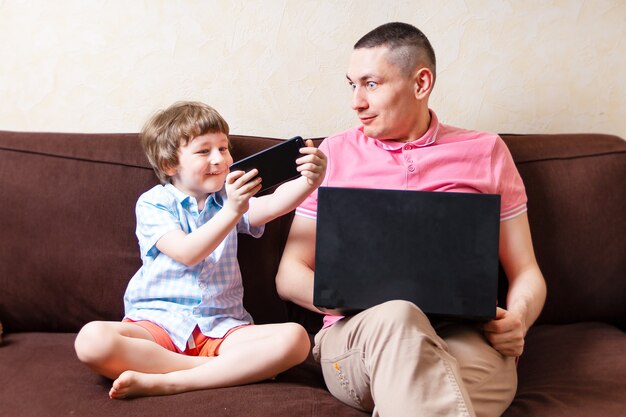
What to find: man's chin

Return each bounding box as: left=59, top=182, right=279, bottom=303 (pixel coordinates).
left=362, top=126, right=382, bottom=139
left=363, top=127, right=394, bottom=141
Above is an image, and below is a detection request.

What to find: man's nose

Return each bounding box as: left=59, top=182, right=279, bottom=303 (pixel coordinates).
left=351, top=87, right=368, bottom=111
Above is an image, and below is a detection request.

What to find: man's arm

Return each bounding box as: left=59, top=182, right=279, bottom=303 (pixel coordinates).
left=275, top=215, right=321, bottom=313
left=483, top=212, right=547, bottom=357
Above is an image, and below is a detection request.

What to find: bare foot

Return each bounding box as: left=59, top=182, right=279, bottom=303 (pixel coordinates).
left=109, top=370, right=170, bottom=399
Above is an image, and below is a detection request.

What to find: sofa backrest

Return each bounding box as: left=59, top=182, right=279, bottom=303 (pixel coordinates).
left=0, top=131, right=297, bottom=333
left=0, top=131, right=624, bottom=333
left=501, top=134, right=625, bottom=327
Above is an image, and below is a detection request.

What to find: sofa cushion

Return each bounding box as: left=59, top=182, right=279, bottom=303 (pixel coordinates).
left=502, top=322, right=626, bottom=417
left=0, top=332, right=368, bottom=417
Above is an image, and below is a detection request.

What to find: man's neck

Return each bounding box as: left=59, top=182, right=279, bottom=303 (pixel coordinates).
left=400, top=107, right=432, bottom=143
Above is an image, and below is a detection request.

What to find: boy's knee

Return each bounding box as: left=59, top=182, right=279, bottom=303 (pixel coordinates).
left=74, top=321, right=114, bottom=365
left=278, top=323, right=310, bottom=363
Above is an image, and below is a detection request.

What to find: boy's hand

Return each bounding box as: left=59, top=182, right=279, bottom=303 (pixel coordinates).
left=224, top=169, right=262, bottom=215
left=296, top=139, right=327, bottom=188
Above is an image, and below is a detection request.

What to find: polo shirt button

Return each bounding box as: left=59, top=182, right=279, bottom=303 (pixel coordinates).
left=404, top=144, right=413, bottom=151
left=408, top=165, right=416, bottom=172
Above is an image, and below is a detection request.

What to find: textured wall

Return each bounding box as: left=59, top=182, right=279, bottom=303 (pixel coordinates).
left=1, top=0, right=624, bottom=138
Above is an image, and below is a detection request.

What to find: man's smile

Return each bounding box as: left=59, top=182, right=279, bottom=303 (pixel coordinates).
left=359, top=115, right=376, bottom=124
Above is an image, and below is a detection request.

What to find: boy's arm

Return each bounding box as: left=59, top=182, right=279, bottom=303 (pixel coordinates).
left=156, top=170, right=262, bottom=266
left=483, top=212, right=547, bottom=357
left=247, top=140, right=326, bottom=227
left=156, top=206, right=241, bottom=267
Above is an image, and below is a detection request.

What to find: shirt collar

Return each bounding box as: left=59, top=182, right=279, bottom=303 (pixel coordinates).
left=370, top=109, right=439, bottom=151
left=163, top=183, right=225, bottom=213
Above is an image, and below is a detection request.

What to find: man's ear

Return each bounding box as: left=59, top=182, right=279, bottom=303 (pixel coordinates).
left=414, top=67, right=434, bottom=99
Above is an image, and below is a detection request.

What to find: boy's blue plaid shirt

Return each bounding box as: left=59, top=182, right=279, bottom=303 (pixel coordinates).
left=124, top=183, right=264, bottom=351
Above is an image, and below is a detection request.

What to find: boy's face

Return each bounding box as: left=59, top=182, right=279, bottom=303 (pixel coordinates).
left=167, top=132, right=233, bottom=202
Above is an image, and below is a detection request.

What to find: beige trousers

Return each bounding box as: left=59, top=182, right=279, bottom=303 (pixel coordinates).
left=312, top=300, right=517, bottom=417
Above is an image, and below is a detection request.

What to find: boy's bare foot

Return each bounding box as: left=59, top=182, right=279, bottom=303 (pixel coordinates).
left=109, top=370, right=170, bottom=399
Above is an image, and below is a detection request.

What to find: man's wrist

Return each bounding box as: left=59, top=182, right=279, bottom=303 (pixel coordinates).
left=508, top=302, right=530, bottom=334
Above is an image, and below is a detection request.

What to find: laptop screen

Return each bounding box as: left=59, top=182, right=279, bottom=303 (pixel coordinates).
left=313, top=187, right=501, bottom=320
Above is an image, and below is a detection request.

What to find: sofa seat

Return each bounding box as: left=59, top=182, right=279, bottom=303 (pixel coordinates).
left=0, top=332, right=369, bottom=416
left=504, top=322, right=626, bottom=417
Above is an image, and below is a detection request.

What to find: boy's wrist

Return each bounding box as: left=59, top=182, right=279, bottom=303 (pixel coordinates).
left=222, top=201, right=247, bottom=218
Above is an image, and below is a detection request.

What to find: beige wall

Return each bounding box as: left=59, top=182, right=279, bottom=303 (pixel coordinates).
left=1, top=0, right=625, bottom=139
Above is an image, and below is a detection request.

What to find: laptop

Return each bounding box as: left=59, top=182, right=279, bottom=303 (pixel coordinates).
left=313, top=187, right=501, bottom=320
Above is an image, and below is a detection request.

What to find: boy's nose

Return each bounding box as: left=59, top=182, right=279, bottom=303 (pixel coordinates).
left=209, top=150, right=225, bottom=164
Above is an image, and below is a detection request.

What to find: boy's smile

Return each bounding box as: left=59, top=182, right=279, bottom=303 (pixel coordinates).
left=167, top=132, right=233, bottom=206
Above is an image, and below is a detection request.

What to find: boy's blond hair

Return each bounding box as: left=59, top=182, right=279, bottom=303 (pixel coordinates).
left=140, top=101, right=230, bottom=183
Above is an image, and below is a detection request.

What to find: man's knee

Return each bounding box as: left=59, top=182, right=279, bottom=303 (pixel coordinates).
left=370, top=300, right=431, bottom=327
left=369, top=300, right=426, bottom=320
left=362, top=300, right=437, bottom=340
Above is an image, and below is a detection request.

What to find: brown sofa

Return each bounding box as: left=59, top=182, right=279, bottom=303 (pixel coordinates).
left=0, top=129, right=624, bottom=417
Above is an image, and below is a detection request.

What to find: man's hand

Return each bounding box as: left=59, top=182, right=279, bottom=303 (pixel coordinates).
left=482, top=307, right=526, bottom=357
left=296, top=139, right=327, bottom=188
left=224, top=169, right=262, bottom=215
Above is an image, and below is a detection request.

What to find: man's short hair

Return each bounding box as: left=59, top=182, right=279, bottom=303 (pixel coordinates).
left=354, top=22, right=436, bottom=80
left=140, top=101, right=230, bottom=184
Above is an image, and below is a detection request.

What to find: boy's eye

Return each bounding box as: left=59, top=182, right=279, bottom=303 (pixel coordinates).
left=219, top=147, right=229, bottom=152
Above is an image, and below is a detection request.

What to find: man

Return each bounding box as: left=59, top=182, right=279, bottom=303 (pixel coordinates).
left=275, top=22, right=546, bottom=417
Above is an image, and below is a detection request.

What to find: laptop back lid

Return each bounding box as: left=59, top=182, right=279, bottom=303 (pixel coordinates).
left=313, top=187, right=501, bottom=320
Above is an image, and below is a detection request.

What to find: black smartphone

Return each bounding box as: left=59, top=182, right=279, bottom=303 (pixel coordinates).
left=230, top=136, right=306, bottom=193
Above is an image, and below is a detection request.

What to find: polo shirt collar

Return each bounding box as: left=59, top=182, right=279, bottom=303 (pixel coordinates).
left=371, top=109, right=439, bottom=151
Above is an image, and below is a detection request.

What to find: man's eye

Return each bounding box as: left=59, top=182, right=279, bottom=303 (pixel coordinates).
left=348, top=82, right=356, bottom=90
left=367, top=81, right=377, bottom=89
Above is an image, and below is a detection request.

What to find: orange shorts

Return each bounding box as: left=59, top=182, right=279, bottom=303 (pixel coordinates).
left=123, top=319, right=248, bottom=357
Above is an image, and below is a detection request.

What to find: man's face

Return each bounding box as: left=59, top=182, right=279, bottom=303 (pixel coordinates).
left=347, top=46, right=421, bottom=142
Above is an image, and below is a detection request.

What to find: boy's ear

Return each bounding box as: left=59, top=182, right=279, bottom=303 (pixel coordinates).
left=162, top=163, right=178, bottom=177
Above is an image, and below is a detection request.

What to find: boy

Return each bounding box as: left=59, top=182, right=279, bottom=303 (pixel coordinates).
left=75, top=101, right=326, bottom=399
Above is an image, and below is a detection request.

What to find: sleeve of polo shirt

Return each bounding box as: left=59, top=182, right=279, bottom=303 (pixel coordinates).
left=492, top=137, right=528, bottom=221
left=294, top=138, right=332, bottom=220
left=236, top=197, right=264, bottom=238
left=135, top=189, right=184, bottom=258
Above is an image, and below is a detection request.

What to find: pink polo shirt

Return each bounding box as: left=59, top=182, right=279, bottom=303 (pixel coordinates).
left=297, top=111, right=527, bottom=328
